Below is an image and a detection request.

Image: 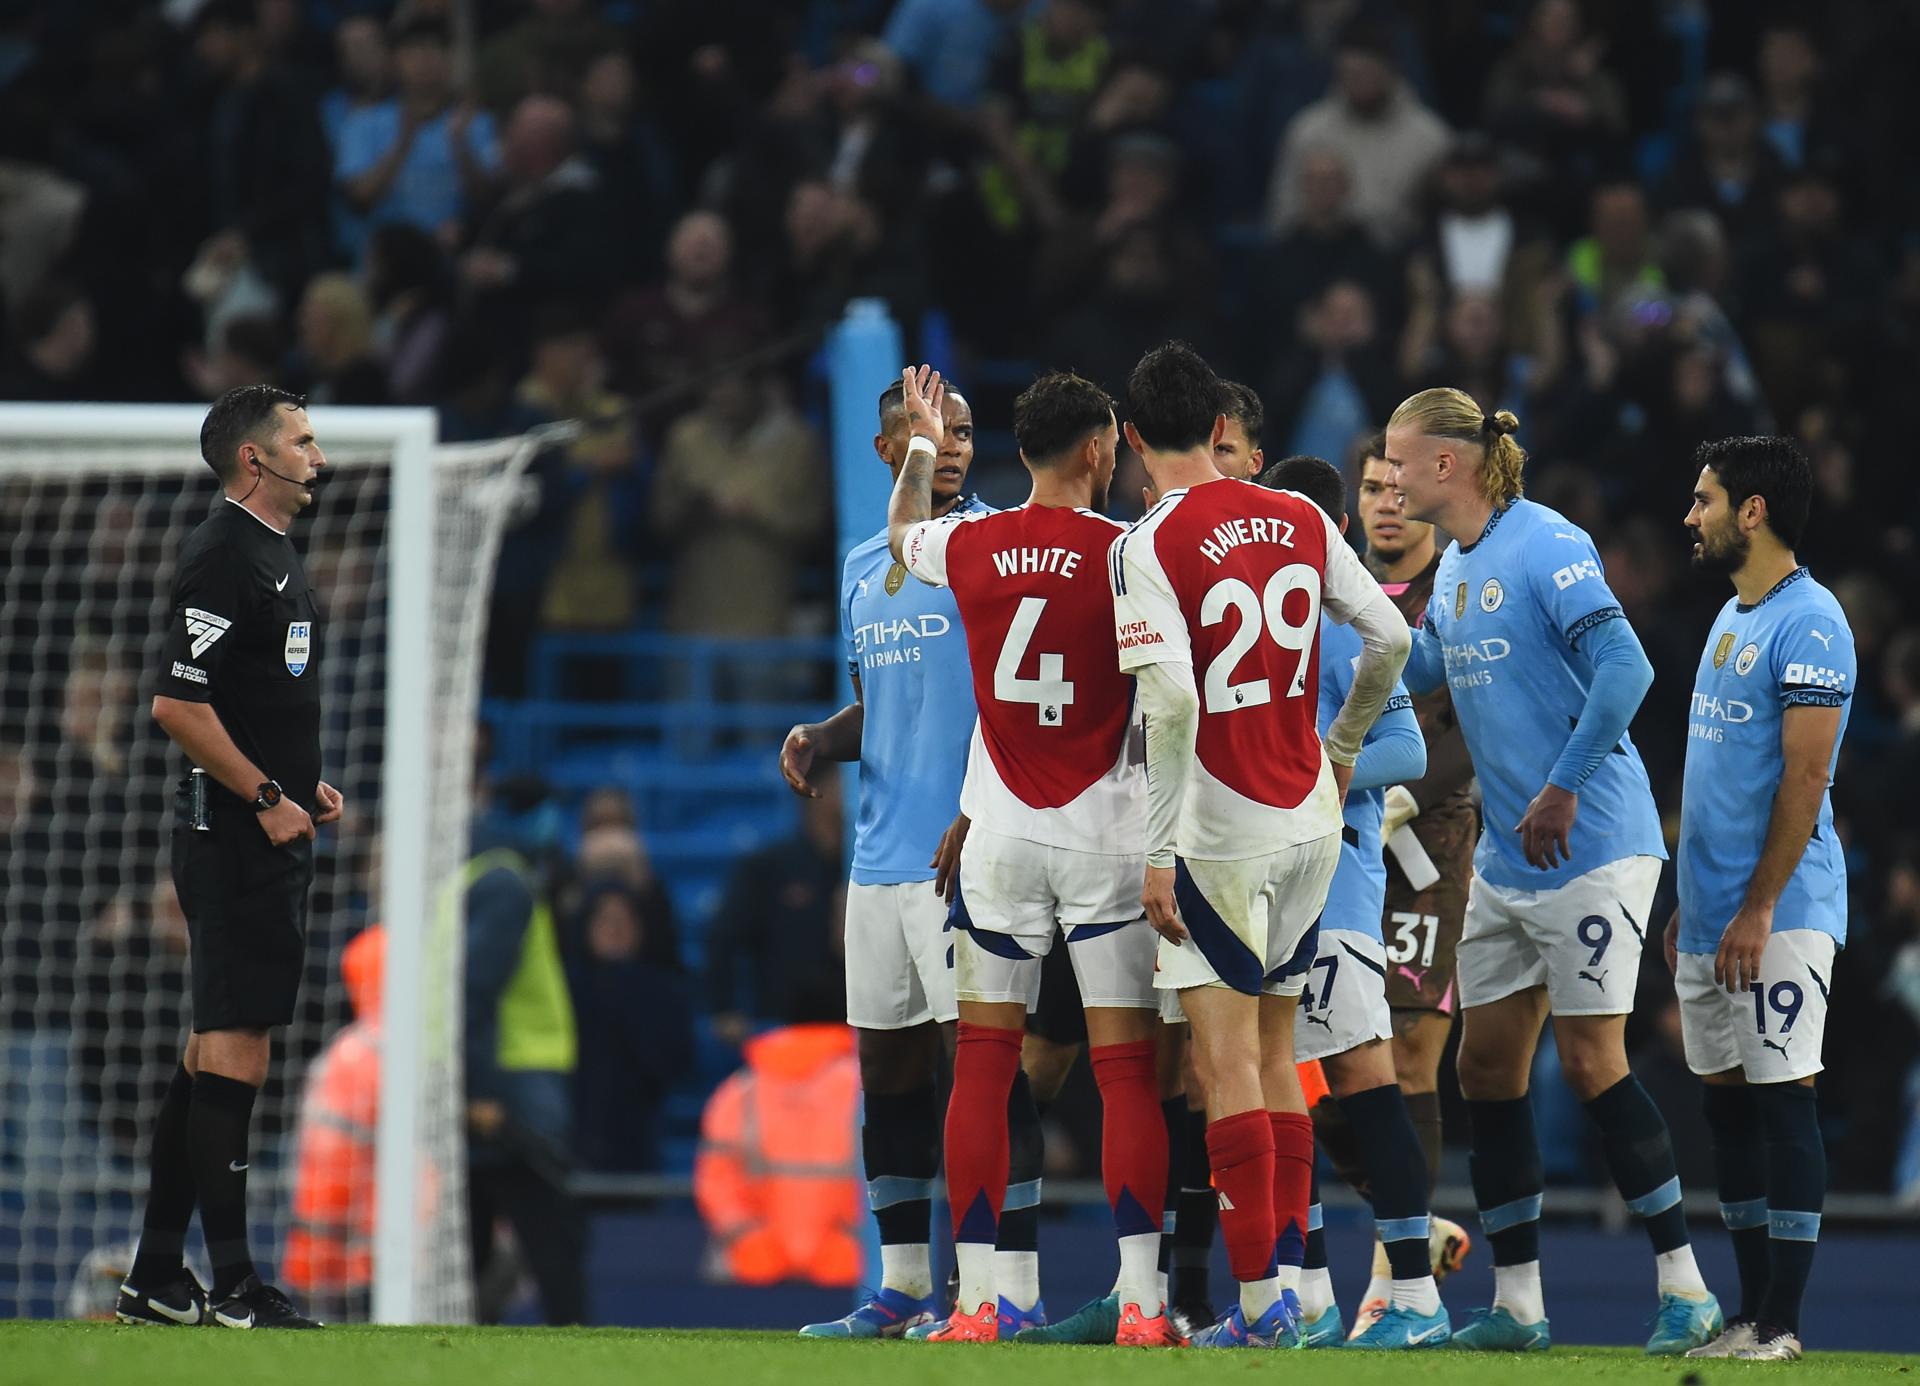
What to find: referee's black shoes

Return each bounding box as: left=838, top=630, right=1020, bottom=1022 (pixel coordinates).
left=211, top=1274, right=325, bottom=1329
left=116, top=1268, right=209, bottom=1326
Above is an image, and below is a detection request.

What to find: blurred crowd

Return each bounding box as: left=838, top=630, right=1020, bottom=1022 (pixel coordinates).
left=5, top=0, right=1920, bottom=1223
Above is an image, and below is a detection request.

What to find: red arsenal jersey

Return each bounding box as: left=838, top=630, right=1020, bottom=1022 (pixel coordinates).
left=903, top=504, right=1142, bottom=851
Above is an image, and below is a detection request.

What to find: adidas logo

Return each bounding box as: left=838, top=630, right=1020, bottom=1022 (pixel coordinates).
left=185, top=607, right=232, bottom=659
left=1216, top=1189, right=1235, bottom=1211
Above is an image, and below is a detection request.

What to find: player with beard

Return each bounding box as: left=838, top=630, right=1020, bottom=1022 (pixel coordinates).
left=1672, top=438, right=1852, bottom=1362
left=781, top=378, right=1046, bottom=1339
left=890, top=367, right=1176, bottom=1346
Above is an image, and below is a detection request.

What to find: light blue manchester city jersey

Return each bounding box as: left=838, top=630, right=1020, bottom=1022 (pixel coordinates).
left=1677, top=567, right=1853, bottom=954
left=1316, top=615, right=1422, bottom=944
left=1413, top=499, right=1666, bottom=890
left=840, top=499, right=989, bottom=884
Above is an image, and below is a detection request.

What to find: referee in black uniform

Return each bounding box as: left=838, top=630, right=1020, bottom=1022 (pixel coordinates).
left=117, top=386, right=339, bottom=1330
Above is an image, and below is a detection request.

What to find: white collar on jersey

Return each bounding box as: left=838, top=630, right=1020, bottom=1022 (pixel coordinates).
left=224, top=496, right=287, bottom=535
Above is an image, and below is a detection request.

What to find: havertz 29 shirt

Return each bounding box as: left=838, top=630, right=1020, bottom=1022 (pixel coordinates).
left=154, top=499, right=323, bottom=808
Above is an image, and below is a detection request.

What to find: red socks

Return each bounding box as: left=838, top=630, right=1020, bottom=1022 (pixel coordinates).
left=1090, top=1041, right=1168, bottom=1236
left=1205, top=1109, right=1276, bottom=1283
left=945, top=1022, right=1023, bottom=1245
left=1270, top=1110, right=1314, bottom=1269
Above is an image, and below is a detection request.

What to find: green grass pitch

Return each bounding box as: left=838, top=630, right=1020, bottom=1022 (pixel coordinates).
left=2, top=1323, right=1913, bottom=1386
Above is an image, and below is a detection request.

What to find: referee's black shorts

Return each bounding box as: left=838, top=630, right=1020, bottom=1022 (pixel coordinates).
left=171, top=780, right=314, bottom=1031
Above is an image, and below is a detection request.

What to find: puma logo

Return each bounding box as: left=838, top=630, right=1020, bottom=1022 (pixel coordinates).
left=275, top=574, right=289, bottom=592
left=1305, top=1011, right=1333, bottom=1030
left=1808, top=628, right=1834, bottom=649
left=1578, top=969, right=1608, bottom=989
left=1761, top=1037, right=1791, bottom=1059
left=1397, top=965, right=1429, bottom=990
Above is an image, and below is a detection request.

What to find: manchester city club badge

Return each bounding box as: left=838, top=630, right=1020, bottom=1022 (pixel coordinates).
left=884, top=562, right=908, bottom=596
left=1480, top=578, right=1504, bottom=612
left=1713, top=632, right=1734, bottom=668
left=1736, top=643, right=1760, bottom=676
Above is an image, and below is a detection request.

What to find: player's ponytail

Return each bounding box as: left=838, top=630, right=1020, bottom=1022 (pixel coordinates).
left=1387, top=388, right=1527, bottom=507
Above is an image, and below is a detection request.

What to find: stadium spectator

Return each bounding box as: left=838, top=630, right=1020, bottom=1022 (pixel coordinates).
left=191, top=0, right=333, bottom=297
left=574, top=51, right=679, bottom=283
left=1657, top=73, right=1786, bottom=246
left=651, top=368, right=828, bottom=642
left=706, top=764, right=846, bottom=1044
left=1400, top=133, right=1563, bottom=378
left=1264, top=24, right=1450, bottom=246
left=74, top=878, right=191, bottom=1166
left=331, top=18, right=498, bottom=263
left=604, top=211, right=771, bottom=437
left=881, top=0, right=1026, bottom=113
left=567, top=879, right=693, bottom=1173
left=1755, top=20, right=1841, bottom=174
left=1044, top=222, right=1220, bottom=402
left=1247, top=146, right=1394, bottom=368
left=319, top=15, right=394, bottom=149
left=504, top=309, right=643, bottom=631
left=1565, top=179, right=1663, bottom=322
left=1482, top=0, right=1628, bottom=223
left=294, top=273, right=390, bottom=406
left=1266, top=278, right=1398, bottom=466
left=0, top=279, right=98, bottom=402
left=1737, top=163, right=1882, bottom=427
left=459, top=95, right=614, bottom=360
left=473, top=0, right=623, bottom=114
left=365, top=224, right=454, bottom=404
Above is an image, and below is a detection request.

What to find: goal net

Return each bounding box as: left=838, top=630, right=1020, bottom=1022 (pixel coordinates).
left=0, top=405, right=535, bottom=1324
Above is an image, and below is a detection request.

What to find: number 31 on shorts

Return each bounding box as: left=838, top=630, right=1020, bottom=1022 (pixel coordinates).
left=1386, top=911, right=1439, bottom=967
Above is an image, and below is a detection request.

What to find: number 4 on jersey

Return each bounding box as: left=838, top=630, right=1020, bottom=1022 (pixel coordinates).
left=996, top=595, right=1075, bottom=726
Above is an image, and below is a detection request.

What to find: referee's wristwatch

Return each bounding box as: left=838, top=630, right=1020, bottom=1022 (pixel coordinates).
left=252, top=780, right=284, bottom=813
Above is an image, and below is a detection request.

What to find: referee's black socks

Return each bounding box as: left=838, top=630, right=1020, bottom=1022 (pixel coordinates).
left=129, top=1064, right=198, bottom=1288
left=190, top=1071, right=261, bottom=1298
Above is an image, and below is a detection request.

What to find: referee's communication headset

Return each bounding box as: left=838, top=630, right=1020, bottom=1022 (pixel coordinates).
left=237, top=441, right=330, bottom=503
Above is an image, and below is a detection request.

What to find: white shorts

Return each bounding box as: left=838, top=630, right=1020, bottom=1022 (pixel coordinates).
left=1293, top=929, right=1394, bottom=1063
left=1154, top=834, right=1341, bottom=999
left=1456, top=854, right=1662, bottom=1016
left=844, top=879, right=957, bottom=1030
left=953, top=828, right=1157, bottom=1009
left=1676, top=930, right=1835, bottom=1084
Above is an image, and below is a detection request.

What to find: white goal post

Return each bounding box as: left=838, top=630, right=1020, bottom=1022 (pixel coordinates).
left=0, top=403, right=535, bottom=1325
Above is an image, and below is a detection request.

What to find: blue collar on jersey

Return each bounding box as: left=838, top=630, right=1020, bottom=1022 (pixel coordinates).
left=1458, top=500, right=1514, bottom=554
left=1736, top=564, right=1810, bottom=613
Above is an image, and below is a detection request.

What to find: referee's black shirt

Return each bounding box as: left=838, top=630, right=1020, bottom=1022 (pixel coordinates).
left=154, top=499, right=323, bottom=809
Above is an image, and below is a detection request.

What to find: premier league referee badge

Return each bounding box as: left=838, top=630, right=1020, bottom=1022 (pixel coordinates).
left=285, top=621, right=311, bottom=676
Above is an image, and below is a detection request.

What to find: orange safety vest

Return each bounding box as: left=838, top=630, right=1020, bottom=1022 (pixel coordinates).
left=693, top=1023, right=863, bottom=1286
left=282, top=1020, right=380, bottom=1295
